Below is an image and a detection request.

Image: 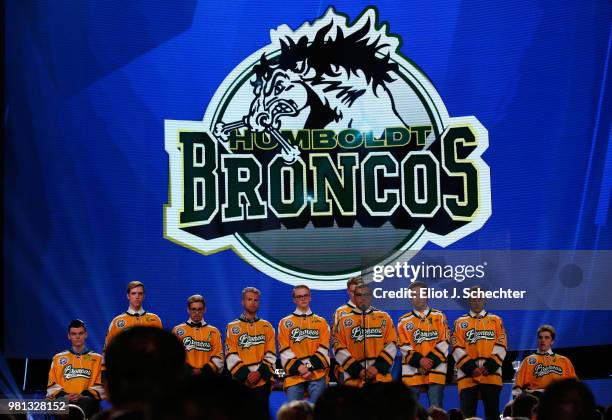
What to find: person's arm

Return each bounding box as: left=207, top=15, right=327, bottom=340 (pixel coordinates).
left=102, top=318, right=118, bottom=372
left=152, top=314, right=163, bottom=328
left=258, top=322, right=276, bottom=381
left=84, top=355, right=104, bottom=399
left=565, top=357, right=577, bottom=380
left=398, top=317, right=424, bottom=369
left=207, top=328, right=224, bottom=373
left=278, top=319, right=302, bottom=375
left=512, top=357, right=528, bottom=398
left=309, top=318, right=330, bottom=371
left=484, top=317, right=507, bottom=374
left=333, top=317, right=362, bottom=379
left=452, top=319, right=477, bottom=376
left=46, top=357, right=65, bottom=399
left=425, top=313, right=449, bottom=369
left=373, top=314, right=397, bottom=375
left=225, top=323, right=250, bottom=383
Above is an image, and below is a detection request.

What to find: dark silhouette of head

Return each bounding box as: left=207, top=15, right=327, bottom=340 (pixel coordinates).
left=512, top=393, right=538, bottom=418
left=537, top=378, right=597, bottom=420
left=105, top=327, right=186, bottom=411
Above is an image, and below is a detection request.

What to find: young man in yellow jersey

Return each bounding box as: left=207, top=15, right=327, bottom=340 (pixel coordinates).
left=103, top=281, right=163, bottom=359
left=331, top=276, right=363, bottom=383
left=226, top=287, right=276, bottom=418
left=278, top=285, right=330, bottom=402
left=397, top=281, right=449, bottom=408
left=452, top=285, right=507, bottom=420
left=47, top=320, right=104, bottom=418
left=173, top=294, right=223, bottom=375
left=333, top=284, right=397, bottom=387
left=512, top=324, right=577, bottom=398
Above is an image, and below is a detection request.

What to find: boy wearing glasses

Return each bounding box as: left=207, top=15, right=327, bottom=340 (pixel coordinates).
left=173, top=294, right=224, bottom=374
left=278, top=285, right=330, bottom=402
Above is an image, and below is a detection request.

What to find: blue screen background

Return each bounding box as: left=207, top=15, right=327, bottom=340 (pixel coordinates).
left=4, top=0, right=612, bottom=358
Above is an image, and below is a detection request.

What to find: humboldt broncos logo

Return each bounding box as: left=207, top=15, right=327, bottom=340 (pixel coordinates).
left=165, top=7, right=491, bottom=289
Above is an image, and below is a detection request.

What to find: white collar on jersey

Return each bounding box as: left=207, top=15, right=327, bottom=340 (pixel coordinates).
left=187, top=319, right=207, bottom=327
left=127, top=308, right=145, bottom=316
left=347, top=300, right=356, bottom=308
left=293, top=308, right=313, bottom=316
left=536, top=348, right=554, bottom=355
left=469, top=309, right=487, bottom=318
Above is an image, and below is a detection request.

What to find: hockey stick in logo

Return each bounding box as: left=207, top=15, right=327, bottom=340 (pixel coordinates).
left=267, top=127, right=300, bottom=164
left=214, top=120, right=247, bottom=141
left=214, top=120, right=301, bottom=164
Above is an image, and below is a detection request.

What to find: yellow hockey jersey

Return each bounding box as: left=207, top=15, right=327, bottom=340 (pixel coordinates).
left=451, top=311, right=507, bottom=391
left=397, top=308, right=450, bottom=386
left=332, top=301, right=357, bottom=331
left=331, top=301, right=357, bottom=382
left=103, top=310, right=163, bottom=350
left=278, top=311, right=330, bottom=389
left=102, top=310, right=163, bottom=369
left=512, top=351, right=577, bottom=396
left=333, top=307, right=397, bottom=387
left=173, top=321, right=224, bottom=372
left=225, top=315, right=276, bottom=388
left=47, top=349, right=104, bottom=399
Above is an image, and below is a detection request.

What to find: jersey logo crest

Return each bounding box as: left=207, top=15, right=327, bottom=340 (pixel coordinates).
left=350, top=325, right=383, bottom=343
left=176, top=328, right=185, bottom=336
left=465, top=328, right=495, bottom=344
left=117, top=319, right=126, bottom=328
left=183, top=336, right=212, bottom=352
left=413, top=329, right=438, bottom=344
left=534, top=363, right=563, bottom=378
left=63, top=365, right=91, bottom=380
left=237, top=333, right=267, bottom=349
left=165, top=7, right=491, bottom=289
left=290, top=327, right=320, bottom=343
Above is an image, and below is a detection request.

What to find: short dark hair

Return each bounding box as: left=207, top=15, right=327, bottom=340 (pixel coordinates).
left=67, top=319, right=86, bottom=332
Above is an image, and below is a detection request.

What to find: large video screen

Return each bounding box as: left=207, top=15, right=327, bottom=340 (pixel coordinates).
left=4, top=1, right=611, bottom=359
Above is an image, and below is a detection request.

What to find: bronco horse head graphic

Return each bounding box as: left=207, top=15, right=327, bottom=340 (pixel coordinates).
left=214, top=13, right=410, bottom=163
